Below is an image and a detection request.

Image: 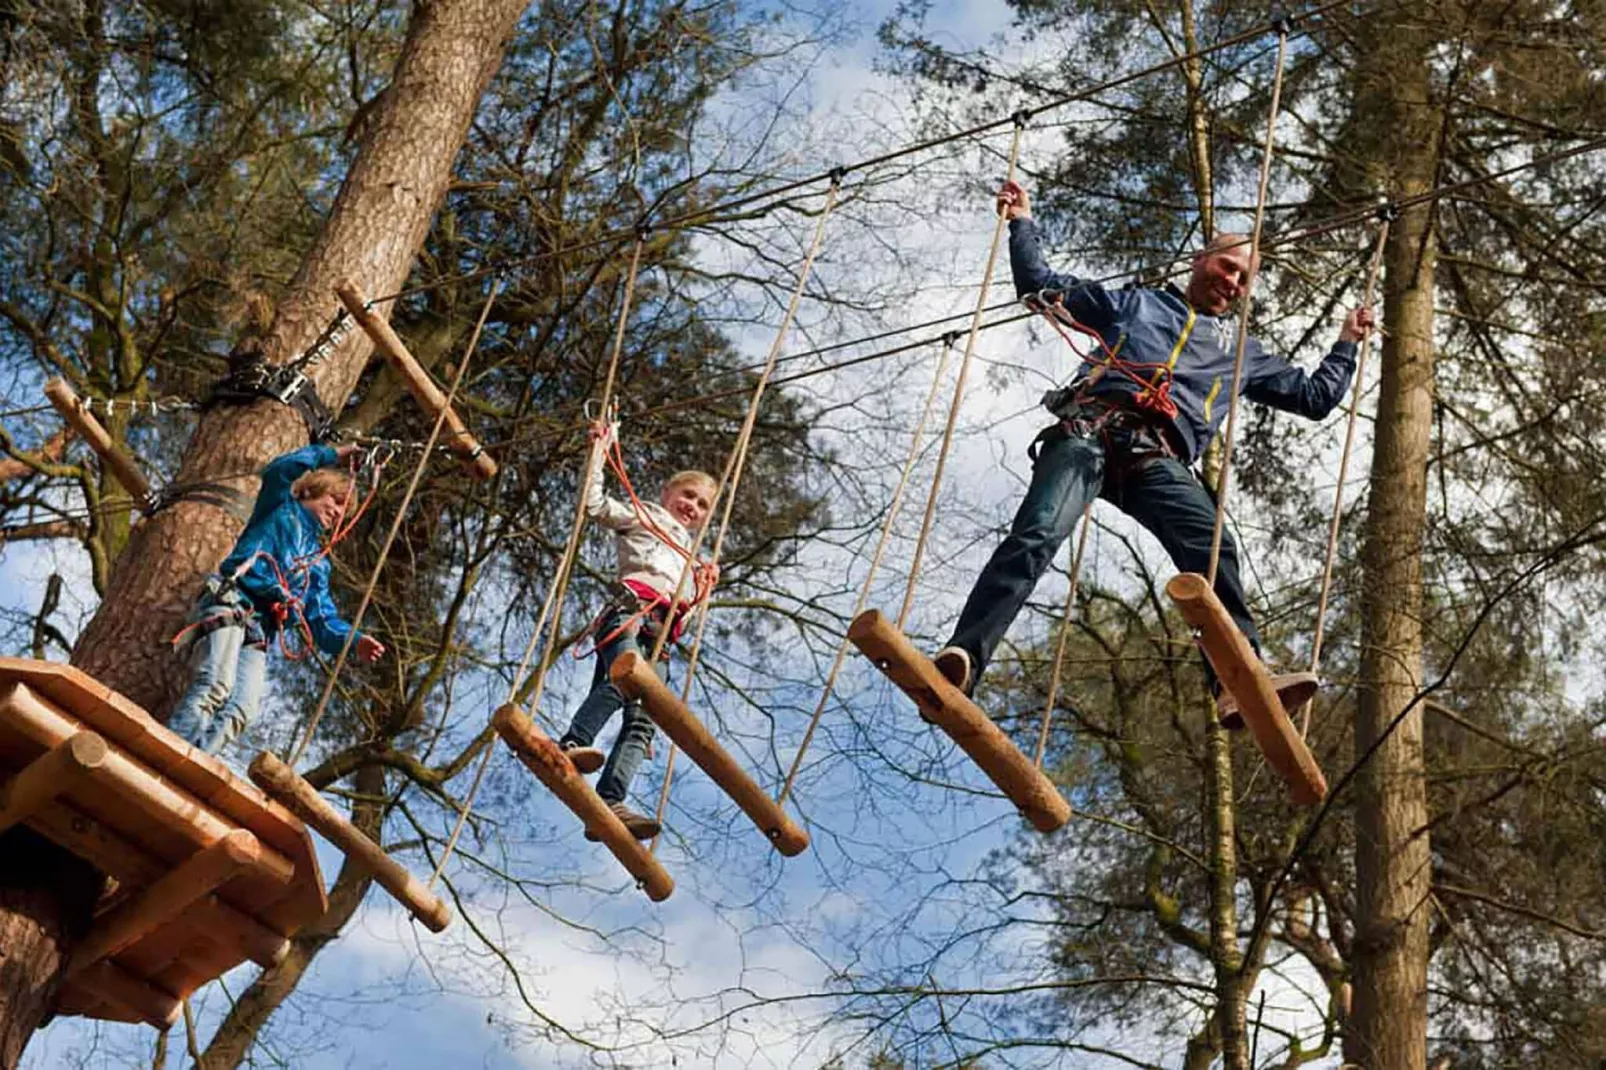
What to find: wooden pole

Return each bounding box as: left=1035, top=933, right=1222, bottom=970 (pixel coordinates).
left=67, top=829, right=265, bottom=977
left=848, top=610, right=1073, bottom=833
left=187, top=894, right=291, bottom=970
left=609, top=653, right=810, bottom=856
left=74, top=960, right=181, bottom=1028
left=335, top=281, right=498, bottom=481
left=490, top=704, right=675, bottom=901
left=0, top=730, right=108, bottom=834
left=1165, top=573, right=1327, bottom=805
left=0, top=682, right=298, bottom=884
left=42, top=378, right=156, bottom=509
left=248, top=752, right=452, bottom=932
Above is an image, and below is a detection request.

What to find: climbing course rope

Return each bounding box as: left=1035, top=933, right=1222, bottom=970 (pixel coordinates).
left=1295, top=213, right=1392, bottom=734
left=776, top=334, right=962, bottom=806
left=286, top=279, right=502, bottom=767
left=1032, top=502, right=1093, bottom=768
left=1205, top=22, right=1290, bottom=586
left=428, top=237, right=647, bottom=887
left=645, top=179, right=842, bottom=846
left=898, top=118, right=1026, bottom=629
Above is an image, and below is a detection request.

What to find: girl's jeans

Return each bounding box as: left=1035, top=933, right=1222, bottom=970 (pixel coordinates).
left=559, top=610, right=667, bottom=804
left=169, top=580, right=268, bottom=755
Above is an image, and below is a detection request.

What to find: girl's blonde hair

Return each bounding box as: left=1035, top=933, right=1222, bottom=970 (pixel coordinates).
left=292, top=467, right=353, bottom=503
left=665, top=470, right=716, bottom=496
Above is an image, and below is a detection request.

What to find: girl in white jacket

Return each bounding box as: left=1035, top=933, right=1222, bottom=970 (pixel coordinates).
left=559, top=422, right=716, bottom=839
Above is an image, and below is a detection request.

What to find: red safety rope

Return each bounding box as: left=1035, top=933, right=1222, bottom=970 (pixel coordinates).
left=1035, top=296, right=1181, bottom=420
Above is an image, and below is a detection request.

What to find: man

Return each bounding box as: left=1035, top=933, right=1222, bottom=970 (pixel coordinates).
left=934, top=180, right=1374, bottom=723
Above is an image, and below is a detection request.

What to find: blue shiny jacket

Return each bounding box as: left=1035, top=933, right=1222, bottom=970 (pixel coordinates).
left=219, top=445, right=359, bottom=657
left=1011, top=218, right=1357, bottom=464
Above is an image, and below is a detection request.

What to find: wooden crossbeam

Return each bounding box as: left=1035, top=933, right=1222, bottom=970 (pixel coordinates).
left=0, top=682, right=298, bottom=884
left=335, top=281, right=498, bottom=481
left=189, top=894, right=292, bottom=969
left=74, top=960, right=180, bottom=1028
left=848, top=610, right=1072, bottom=833
left=249, top=752, right=452, bottom=932
left=68, top=829, right=266, bottom=977
left=491, top=704, right=675, bottom=901
left=1165, top=573, right=1327, bottom=805
left=42, top=379, right=156, bottom=509
left=610, top=653, right=810, bottom=856
left=0, top=730, right=108, bottom=834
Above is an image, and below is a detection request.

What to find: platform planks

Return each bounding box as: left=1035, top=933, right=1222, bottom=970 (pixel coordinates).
left=492, top=704, right=674, bottom=901
left=848, top=610, right=1072, bottom=833
left=0, top=658, right=327, bottom=1027
left=1165, top=574, right=1328, bottom=805
left=610, top=652, right=810, bottom=856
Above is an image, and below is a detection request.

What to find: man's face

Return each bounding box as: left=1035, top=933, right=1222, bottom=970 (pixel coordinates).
left=304, top=493, right=346, bottom=532
left=1188, top=242, right=1256, bottom=315
left=662, top=480, right=712, bottom=529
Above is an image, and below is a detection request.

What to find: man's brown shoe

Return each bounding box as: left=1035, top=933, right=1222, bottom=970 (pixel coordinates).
left=1217, top=671, right=1320, bottom=730
left=585, top=801, right=661, bottom=842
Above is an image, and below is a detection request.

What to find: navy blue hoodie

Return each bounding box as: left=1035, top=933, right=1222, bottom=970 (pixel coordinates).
left=1010, top=217, right=1358, bottom=464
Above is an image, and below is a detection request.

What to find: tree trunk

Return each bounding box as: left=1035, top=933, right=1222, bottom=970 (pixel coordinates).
left=0, top=0, right=528, bottom=1061
left=1204, top=717, right=1248, bottom=1070
left=196, top=766, right=386, bottom=1069
left=1347, top=18, right=1440, bottom=1067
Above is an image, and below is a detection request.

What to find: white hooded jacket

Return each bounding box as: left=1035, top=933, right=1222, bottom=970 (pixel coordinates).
left=584, top=443, right=699, bottom=603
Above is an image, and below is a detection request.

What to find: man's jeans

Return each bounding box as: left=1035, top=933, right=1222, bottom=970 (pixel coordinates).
left=559, top=610, right=666, bottom=805
left=169, top=584, right=268, bottom=755
left=946, top=420, right=1258, bottom=688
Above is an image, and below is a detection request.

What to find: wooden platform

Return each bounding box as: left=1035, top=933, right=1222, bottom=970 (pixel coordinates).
left=1165, top=574, right=1328, bottom=805
left=0, top=658, right=328, bottom=1027
left=848, top=611, right=1072, bottom=833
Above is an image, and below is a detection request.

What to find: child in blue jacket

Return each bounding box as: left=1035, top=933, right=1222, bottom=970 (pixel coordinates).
left=169, top=444, right=385, bottom=753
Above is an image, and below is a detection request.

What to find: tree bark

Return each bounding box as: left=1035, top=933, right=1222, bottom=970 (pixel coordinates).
left=1204, top=717, right=1248, bottom=1070
left=196, top=766, right=386, bottom=1069
left=1347, top=17, right=1440, bottom=1068
left=0, top=0, right=528, bottom=1061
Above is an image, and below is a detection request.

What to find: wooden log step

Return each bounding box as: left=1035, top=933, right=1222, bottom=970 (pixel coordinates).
left=491, top=704, right=674, bottom=902
left=848, top=610, right=1072, bottom=833
left=336, top=281, right=497, bottom=481
left=42, top=379, right=155, bottom=509
left=0, top=682, right=297, bottom=884
left=610, top=653, right=810, bottom=856
left=0, top=730, right=108, bottom=834
left=1165, top=573, right=1328, bottom=805
left=248, top=752, right=452, bottom=933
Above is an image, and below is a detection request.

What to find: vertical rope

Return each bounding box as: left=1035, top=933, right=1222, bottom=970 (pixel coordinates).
left=1205, top=27, right=1289, bottom=586
left=288, top=277, right=502, bottom=767
left=1296, top=216, right=1390, bottom=735
left=646, top=180, right=841, bottom=843
left=1031, top=502, right=1093, bottom=767
left=898, top=118, right=1026, bottom=629
left=776, top=336, right=960, bottom=806
left=428, top=236, right=646, bottom=887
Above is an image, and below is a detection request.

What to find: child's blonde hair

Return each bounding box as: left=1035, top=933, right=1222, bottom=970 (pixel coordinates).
left=292, top=467, right=353, bottom=503
left=665, top=470, right=716, bottom=496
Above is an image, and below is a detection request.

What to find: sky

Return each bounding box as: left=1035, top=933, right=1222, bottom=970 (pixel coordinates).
left=6, top=2, right=1381, bottom=1068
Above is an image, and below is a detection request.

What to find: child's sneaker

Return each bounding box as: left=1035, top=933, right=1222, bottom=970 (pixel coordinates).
left=1216, top=671, right=1320, bottom=729
left=932, top=646, right=974, bottom=697
left=561, top=741, right=605, bottom=775
left=584, top=801, right=661, bottom=842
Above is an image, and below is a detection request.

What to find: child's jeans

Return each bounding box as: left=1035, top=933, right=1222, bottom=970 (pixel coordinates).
left=559, top=609, right=667, bottom=805
left=169, top=579, right=269, bottom=755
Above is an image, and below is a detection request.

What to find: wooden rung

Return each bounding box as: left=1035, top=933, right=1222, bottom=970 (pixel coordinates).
left=1165, top=573, right=1328, bottom=805
left=335, top=282, right=498, bottom=481
left=42, top=379, right=155, bottom=509
left=0, top=730, right=108, bottom=834
left=491, top=704, right=675, bottom=902
left=74, top=960, right=181, bottom=1028
left=0, top=682, right=298, bottom=885
left=189, top=893, right=292, bottom=970
left=848, top=610, right=1072, bottom=833
left=68, top=829, right=265, bottom=977
left=248, top=752, right=452, bottom=932
left=609, top=654, right=811, bottom=856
